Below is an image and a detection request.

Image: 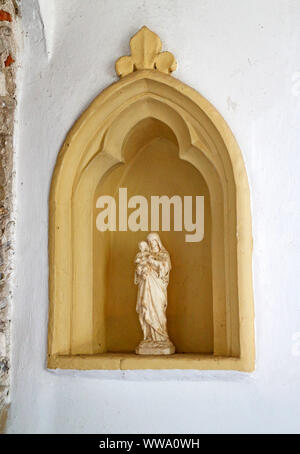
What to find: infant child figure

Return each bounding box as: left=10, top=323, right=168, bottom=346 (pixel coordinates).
left=135, top=241, right=151, bottom=280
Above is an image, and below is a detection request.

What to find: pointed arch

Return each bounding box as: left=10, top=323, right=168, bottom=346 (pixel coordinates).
left=48, top=70, right=255, bottom=371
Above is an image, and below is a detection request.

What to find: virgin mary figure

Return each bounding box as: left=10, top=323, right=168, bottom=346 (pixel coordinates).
left=134, top=233, right=175, bottom=355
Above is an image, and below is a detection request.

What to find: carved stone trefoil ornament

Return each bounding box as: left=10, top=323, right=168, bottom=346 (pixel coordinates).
left=115, top=26, right=177, bottom=77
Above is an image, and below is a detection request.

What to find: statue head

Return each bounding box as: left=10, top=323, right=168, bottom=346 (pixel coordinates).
left=147, top=232, right=163, bottom=253
left=147, top=232, right=171, bottom=270
left=138, top=241, right=149, bottom=253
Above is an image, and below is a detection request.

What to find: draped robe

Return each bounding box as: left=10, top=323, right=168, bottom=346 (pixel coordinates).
left=135, top=251, right=171, bottom=343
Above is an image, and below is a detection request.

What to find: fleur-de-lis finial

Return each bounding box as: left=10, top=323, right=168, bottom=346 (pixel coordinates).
left=116, top=26, right=177, bottom=78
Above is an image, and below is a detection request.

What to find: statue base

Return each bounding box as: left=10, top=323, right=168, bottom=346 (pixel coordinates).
left=135, top=339, right=175, bottom=355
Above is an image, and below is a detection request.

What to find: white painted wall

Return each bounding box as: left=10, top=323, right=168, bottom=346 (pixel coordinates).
left=6, top=0, right=300, bottom=434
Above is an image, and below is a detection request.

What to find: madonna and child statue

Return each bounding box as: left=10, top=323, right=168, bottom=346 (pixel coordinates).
left=134, top=233, right=175, bottom=355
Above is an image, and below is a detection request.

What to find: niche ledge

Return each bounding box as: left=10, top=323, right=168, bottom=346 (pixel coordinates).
left=48, top=354, right=253, bottom=372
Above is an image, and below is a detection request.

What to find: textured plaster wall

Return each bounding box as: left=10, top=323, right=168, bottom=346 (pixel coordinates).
left=7, top=0, right=300, bottom=433
left=0, top=0, right=18, bottom=431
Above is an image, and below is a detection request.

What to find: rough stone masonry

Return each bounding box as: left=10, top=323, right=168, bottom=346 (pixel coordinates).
left=0, top=0, right=18, bottom=431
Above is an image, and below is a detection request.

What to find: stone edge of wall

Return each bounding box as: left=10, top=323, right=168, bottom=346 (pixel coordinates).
left=0, top=0, right=19, bottom=434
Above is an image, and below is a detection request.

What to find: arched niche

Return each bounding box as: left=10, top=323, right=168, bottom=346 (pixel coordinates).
left=94, top=118, right=213, bottom=355
left=48, top=27, right=255, bottom=371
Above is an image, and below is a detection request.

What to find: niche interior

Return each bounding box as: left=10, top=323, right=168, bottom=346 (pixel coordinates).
left=48, top=27, right=255, bottom=371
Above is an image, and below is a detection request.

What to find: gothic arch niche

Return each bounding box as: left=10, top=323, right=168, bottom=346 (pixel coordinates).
left=94, top=118, right=213, bottom=355
left=48, top=27, right=255, bottom=371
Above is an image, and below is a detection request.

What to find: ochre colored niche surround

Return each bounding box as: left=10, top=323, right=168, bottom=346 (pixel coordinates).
left=48, top=27, right=255, bottom=371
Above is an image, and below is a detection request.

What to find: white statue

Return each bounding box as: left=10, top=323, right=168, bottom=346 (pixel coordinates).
left=134, top=233, right=175, bottom=355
